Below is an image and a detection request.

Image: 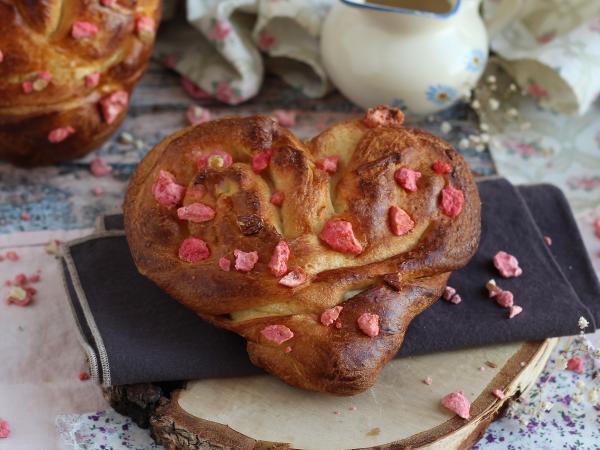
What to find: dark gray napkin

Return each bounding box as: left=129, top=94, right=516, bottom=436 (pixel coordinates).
left=62, top=178, right=600, bottom=386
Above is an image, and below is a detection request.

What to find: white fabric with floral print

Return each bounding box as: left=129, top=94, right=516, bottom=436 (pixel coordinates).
left=484, top=0, right=600, bottom=115
left=155, top=0, right=334, bottom=104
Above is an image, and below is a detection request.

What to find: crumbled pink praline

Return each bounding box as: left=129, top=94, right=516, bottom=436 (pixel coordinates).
left=432, top=161, right=452, bottom=174
left=14, top=274, right=27, bottom=286
left=38, top=71, right=52, bottom=82
left=261, top=324, right=294, bottom=344
left=177, top=203, right=215, bottom=223
left=0, top=418, right=10, bottom=438
left=544, top=236, right=552, bottom=246
left=388, top=206, right=414, bottom=236
left=443, top=286, right=456, bottom=301
left=21, top=212, right=31, bottom=221
left=495, top=290, right=514, bottom=308
left=100, top=90, right=128, bottom=124
left=268, top=241, right=290, bottom=277
left=566, top=356, right=584, bottom=374
left=84, top=72, right=101, bottom=88
left=319, top=219, right=363, bottom=255
left=152, top=170, right=186, bottom=208
left=508, top=305, right=523, bottom=319
left=178, top=238, right=210, bottom=263
left=272, top=110, right=296, bottom=127
left=270, top=191, right=284, bottom=206
left=234, top=249, right=259, bottom=272
left=72, top=21, right=99, bottom=39
left=320, top=306, right=343, bottom=326
left=29, top=272, right=41, bottom=283
left=90, top=158, right=112, bottom=177
left=440, top=185, right=464, bottom=218
left=218, top=256, right=231, bottom=271
left=423, top=377, right=433, bottom=385
left=279, top=267, right=308, bottom=287
left=492, top=389, right=505, bottom=400
left=79, top=371, right=90, bottom=381
left=48, top=126, right=75, bottom=143
left=251, top=149, right=273, bottom=173
left=136, top=15, right=155, bottom=37
left=394, top=167, right=422, bottom=192
left=316, top=156, right=339, bottom=174
left=92, top=186, right=104, bottom=196
left=493, top=251, right=522, bottom=278
left=449, top=294, right=462, bottom=304
left=357, top=312, right=379, bottom=337
left=6, top=251, right=19, bottom=261
left=593, top=217, right=600, bottom=238
left=441, top=390, right=471, bottom=419
left=22, top=80, right=33, bottom=94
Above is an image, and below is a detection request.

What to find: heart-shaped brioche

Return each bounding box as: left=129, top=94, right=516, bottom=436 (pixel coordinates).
left=124, top=106, right=481, bottom=395
left=0, top=0, right=160, bottom=166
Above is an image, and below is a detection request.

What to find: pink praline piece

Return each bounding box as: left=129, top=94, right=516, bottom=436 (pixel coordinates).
left=319, top=219, right=363, bottom=255
left=566, top=356, right=584, bottom=374
left=279, top=268, right=308, bottom=288
left=394, top=167, right=422, bottom=192
left=261, top=324, right=294, bottom=345
left=234, top=249, right=259, bottom=272
left=218, top=256, right=231, bottom=272
left=441, top=390, right=471, bottom=419
left=493, top=251, right=523, bottom=278
left=178, top=238, right=210, bottom=263
left=357, top=312, right=379, bottom=337
left=320, top=306, right=343, bottom=327
left=268, top=241, right=290, bottom=277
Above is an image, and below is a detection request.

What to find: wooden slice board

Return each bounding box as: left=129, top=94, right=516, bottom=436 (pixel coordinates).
left=118, top=338, right=557, bottom=450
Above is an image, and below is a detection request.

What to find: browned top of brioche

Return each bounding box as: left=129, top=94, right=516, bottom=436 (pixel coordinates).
left=0, top=0, right=160, bottom=114
left=125, top=112, right=480, bottom=321
left=124, top=109, right=481, bottom=394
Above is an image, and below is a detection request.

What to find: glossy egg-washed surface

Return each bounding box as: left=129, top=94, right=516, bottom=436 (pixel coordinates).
left=0, top=0, right=160, bottom=166
left=124, top=114, right=481, bottom=395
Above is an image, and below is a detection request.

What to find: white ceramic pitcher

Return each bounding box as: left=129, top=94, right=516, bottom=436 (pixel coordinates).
left=321, top=0, right=521, bottom=114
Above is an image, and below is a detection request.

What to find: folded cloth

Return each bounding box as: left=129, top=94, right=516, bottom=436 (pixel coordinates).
left=156, top=0, right=333, bottom=104
left=61, top=178, right=600, bottom=386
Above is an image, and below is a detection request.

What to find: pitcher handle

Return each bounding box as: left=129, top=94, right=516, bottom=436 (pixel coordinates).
left=485, top=0, right=523, bottom=39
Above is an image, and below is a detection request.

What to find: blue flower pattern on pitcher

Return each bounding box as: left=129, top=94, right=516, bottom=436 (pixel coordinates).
left=466, top=48, right=486, bottom=73
left=426, top=84, right=458, bottom=106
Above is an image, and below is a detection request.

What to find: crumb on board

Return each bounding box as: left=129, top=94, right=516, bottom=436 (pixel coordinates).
left=367, top=427, right=381, bottom=437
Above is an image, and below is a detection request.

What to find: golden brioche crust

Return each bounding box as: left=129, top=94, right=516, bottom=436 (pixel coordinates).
left=124, top=109, right=481, bottom=395
left=0, top=0, right=160, bottom=166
